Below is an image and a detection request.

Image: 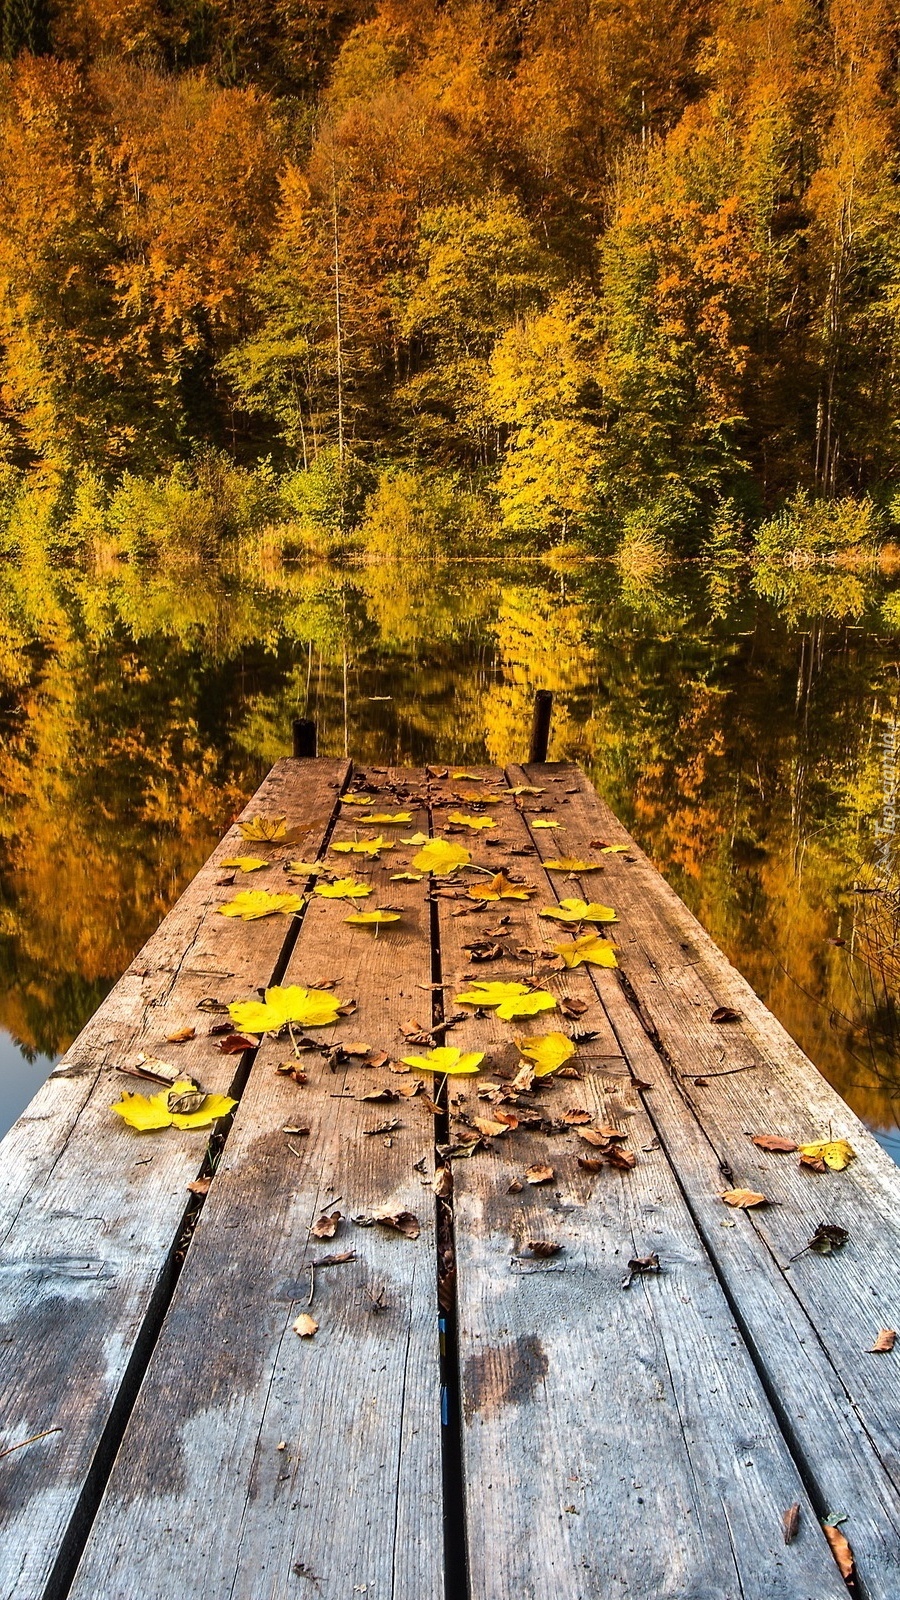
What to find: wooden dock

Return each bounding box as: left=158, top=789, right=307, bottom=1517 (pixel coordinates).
left=2, top=757, right=900, bottom=1599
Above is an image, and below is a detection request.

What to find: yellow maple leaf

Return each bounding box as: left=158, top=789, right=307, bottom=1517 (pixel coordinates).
left=220, top=856, right=268, bottom=873
left=539, top=899, right=618, bottom=924
left=454, top=791, right=503, bottom=803
left=354, top=812, right=413, bottom=824
left=456, top=981, right=557, bottom=1021
left=531, top=818, right=560, bottom=829
left=238, top=815, right=306, bottom=842
left=447, top=811, right=496, bottom=831
left=516, top=1032, right=576, bottom=1076
left=342, top=794, right=376, bottom=804
left=413, top=838, right=471, bottom=875
left=400, top=832, right=429, bottom=845
left=229, top=984, right=343, bottom=1034
left=798, top=1138, right=856, bottom=1171
left=112, top=1080, right=237, bottom=1132
left=287, top=860, right=326, bottom=875
left=314, top=877, right=372, bottom=900
left=553, top=934, right=618, bottom=969
left=401, top=1046, right=484, bottom=1075
left=344, top=909, right=402, bottom=928
left=219, top=890, right=304, bottom=921
left=543, top=857, right=604, bottom=872
left=331, top=835, right=395, bottom=857
left=468, top=872, right=533, bottom=901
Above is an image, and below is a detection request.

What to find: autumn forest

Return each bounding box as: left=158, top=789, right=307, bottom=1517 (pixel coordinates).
left=0, top=0, right=899, bottom=558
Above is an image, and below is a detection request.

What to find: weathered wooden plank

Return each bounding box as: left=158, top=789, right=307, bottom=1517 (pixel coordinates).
left=66, top=769, right=443, bottom=1600
left=432, top=770, right=847, bottom=1600
left=514, top=760, right=900, bottom=1597
left=0, top=758, right=348, bottom=1600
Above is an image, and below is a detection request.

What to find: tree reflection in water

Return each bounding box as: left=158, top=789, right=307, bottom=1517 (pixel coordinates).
left=1, top=551, right=899, bottom=1150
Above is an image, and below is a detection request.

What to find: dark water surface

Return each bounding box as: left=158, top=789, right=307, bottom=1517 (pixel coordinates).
left=2, top=553, right=899, bottom=1151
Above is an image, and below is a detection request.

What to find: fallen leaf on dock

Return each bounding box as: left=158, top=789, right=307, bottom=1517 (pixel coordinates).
left=355, top=812, right=413, bottom=824
left=166, top=1027, right=196, bottom=1044
left=316, top=1251, right=356, bottom=1266
left=709, top=1006, right=741, bottom=1023
left=559, top=997, right=589, bottom=1019
left=314, top=877, right=373, bottom=899
left=806, top=1223, right=850, bottom=1255
left=167, top=1085, right=207, bottom=1114
left=543, top=858, right=603, bottom=872
left=332, top=835, right=395, bottom=857
left=391, top=872, right=423, bottom=881
left=531, top=818, right=560, bottom=829
left=797, top=1138, right=856, bottom=1171
left=525, top=1163, right=555, bottom=1185
left=563, top=1108, right=592, bottom=1125
left=472, top=1116, right=510, bottom=1137
left=400, top=832, right=429, bottom=845
left=553, top=933, right=618, bottom=969
left=282, top=1124, right=310, bottom=1136
left=622, top=1253, right=661, bottom=1288
left=539, top=899, right=617, bottom=925
left=310, top=1212, right=343, bottom=1239
left=751, top=1134, right=798, bottom=1153
left=221, top=856, right=268, bottom=872
left=342, top=793, right=375, bottom=804
left=219, top=890, right=304, bottom=921
left=447, top=811, right=496, bottom=831
left=401, top=1046, right=484, bottom=1075
left=721, top=1188, right=768, bottom=1208
left=371, top=1207, right=421, bottom=1238
left=508, top=785, right=545, bottom=795
left=433, top=1166, right=453, bottom=1197
left=286, top=860, right=327, bottom=875
left=112, top=1082, right=236, bottom=1132
left=239, top=816, right=305, bottom=843
left=868, top=1327, right=896, bottom=1352
left=782, top=1504, right=800, bottom=1544
left=413, top=838, right=471, bottom=875
left=516, top=1033, right=575, bottom=1075
left=822, top=1525, right=855, bottom=1582
left=292, top=1313, right=318, bottom=1338
left=527, top=1240, right=562, bottom=1257
left=456, top=981, right=556, bottom=1020
left=468, top=871, right=534, bottom=902
left=187, top=1177, right=211, bottom=1196
left=229, top=985, right=345, bottom=1034
left=344, top=909, right=402, bottom=928
left=216, top=1033, right=258, bottom=1054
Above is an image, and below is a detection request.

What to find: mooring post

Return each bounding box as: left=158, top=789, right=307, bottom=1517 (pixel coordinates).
left=529, top=690, right=553, bottom=763
left=292, top=717, right=317, bottom=759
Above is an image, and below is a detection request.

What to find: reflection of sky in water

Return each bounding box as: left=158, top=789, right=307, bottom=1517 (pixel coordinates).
left=0, top=1030, right=58, bottom=1132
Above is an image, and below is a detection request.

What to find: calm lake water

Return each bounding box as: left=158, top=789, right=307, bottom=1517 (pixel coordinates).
left=2, top=552, right=899, bottom=1151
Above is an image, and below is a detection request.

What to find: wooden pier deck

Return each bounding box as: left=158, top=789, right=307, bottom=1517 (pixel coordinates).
left=2, top=757, right=900, bottom=1599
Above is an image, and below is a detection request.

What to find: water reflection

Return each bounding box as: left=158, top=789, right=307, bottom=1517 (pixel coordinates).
left=1, top=551, right=899, bottom=1148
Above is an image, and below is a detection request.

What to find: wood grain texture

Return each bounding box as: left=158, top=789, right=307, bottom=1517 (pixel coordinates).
left=513, top=760, right=900, bottom=1598
left=67, top=769, right=443, bottom=1600
left=434, top=770, right=847, bottom=1600
left=0, top=758, right=348, bottom=1600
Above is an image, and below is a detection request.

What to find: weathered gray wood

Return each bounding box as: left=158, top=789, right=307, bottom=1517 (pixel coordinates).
left=433, top=771, right=847, bottom=1600
left=514, top=760, right=900, bottom=1597
left=0, top=759, right=348, bottom=1600
left=67, top=770, right=443, bottom=1600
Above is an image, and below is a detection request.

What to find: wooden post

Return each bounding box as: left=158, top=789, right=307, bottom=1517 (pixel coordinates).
left=528, top=690, right=553, bottom=763
left=292, top=718, right=317, bottom=759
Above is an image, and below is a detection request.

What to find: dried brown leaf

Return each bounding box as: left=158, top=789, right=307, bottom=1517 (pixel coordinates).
left=310, top=1211, right=342, bottom=1239
left=751, top=1134, right=799, bottom=1153
left=166, top=1027, right=196, bottom=1044
left=868, top=1327, right=896, bottom=1352
left=823, top=1525, right=854, bottom=1582
left=782, top=1504, right=800, bottom=1544
left=721, top=1188, right=767, bottom=1208
left=524, top=1163, right=555, bottom=1185
left=292, top=1313, right=318, bottom=1338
